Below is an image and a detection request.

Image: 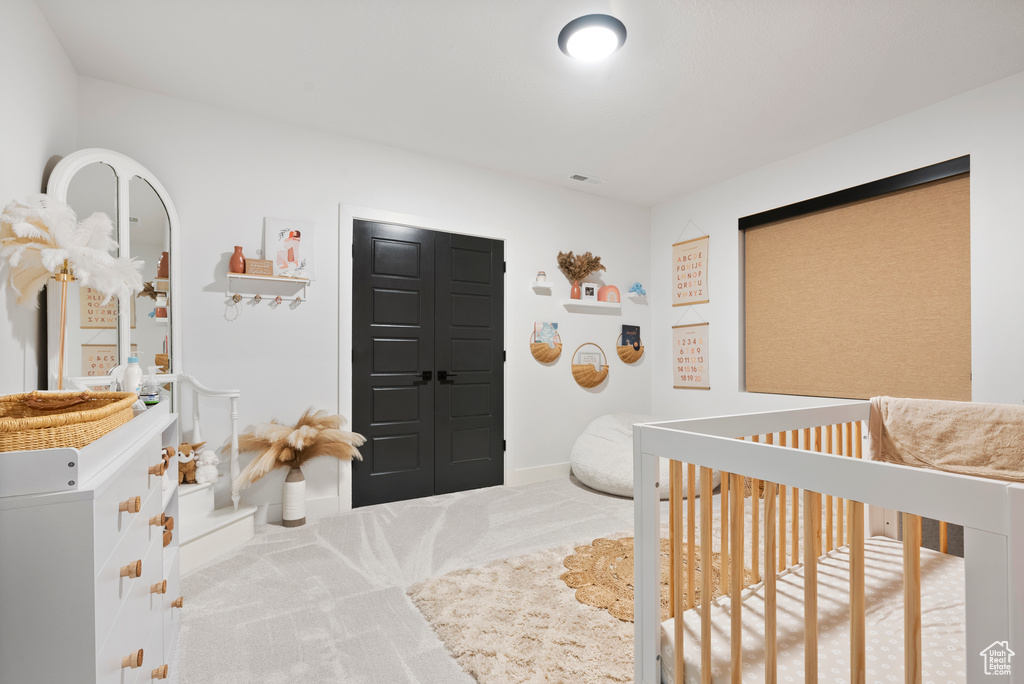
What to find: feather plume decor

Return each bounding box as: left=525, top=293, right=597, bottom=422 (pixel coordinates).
left=233, top=408, right=366, bottom=494
left=0, top=194, right=144, bottom=306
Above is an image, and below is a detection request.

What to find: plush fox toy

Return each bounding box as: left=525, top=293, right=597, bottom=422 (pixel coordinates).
left=177, top=441, right=206, bottom=485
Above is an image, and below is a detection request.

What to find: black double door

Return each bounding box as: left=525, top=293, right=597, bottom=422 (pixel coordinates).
left=351, top=220, right=504, bottom=508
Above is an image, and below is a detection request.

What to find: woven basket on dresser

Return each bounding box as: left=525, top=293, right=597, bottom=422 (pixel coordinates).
left=530, top=331, right=562, bottom=363
left=0, top=391, right=137, bottom=452
left=571, top=343, right=609, bottom=389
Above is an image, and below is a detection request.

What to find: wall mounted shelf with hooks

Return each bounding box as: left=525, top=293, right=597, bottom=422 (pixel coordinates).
left=226, top=272, right=309, bottom=304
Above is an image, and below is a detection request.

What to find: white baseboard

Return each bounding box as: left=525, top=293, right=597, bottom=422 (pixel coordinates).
left=505, top=462, right=571, bottom=487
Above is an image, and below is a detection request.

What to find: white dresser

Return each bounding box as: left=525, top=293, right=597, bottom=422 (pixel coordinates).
left=0, top=404, right=182, bottom=683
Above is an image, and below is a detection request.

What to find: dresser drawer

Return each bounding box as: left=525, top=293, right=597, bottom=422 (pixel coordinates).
left=95, top=520, right=163, bottom=652
left=95, top=537, right=161, bottom=684
left=93, top=435, right=165, bottom=574
left=162, top=549, right=181, bottom=656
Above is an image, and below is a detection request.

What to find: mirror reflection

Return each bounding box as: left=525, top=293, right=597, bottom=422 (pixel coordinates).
left=62, top=161, right=123, bottom=378
left=129, top=176, right=172, bottom=375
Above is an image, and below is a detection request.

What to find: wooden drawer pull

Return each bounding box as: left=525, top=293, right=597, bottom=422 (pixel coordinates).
left=151, top=580, right=167, bottom=594
left=172, top=596, right=184, bottom=609
left=149, top=462, right=166, bottom=476
left=150, top=513, right=167, bottom=527
left=152, top=664, right=169, bottom=679
left=163, top=529, right=173, bottom=547
left=119, top=496, right=142, bottom=514
left=120, top=560, right=142, bottom=579
left=121, top=649, right=143, bottom=669
left=164, top=515, right=174, bottom=531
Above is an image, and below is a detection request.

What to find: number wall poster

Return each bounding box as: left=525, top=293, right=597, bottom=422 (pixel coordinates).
left=672, top=323, right=709, bottom=390
left=81, top=344, right=137, bottom=377
left=672, top=235, right=709, bottom=306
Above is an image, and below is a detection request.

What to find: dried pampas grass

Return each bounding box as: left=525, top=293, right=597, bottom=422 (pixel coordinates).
left=233, top=408, right=366, bottom=493
left=556, top=250, right=605, bottom=283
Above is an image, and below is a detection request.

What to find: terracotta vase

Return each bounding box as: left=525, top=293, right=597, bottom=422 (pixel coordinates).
left=570, top=280, right=581, bottom=299
left=229, top=246, right=246, bottom=274
left=156, top=251, right=169, bottom=278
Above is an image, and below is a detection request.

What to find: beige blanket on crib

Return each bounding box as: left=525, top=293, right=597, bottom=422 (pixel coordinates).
left=868, top=396, right=1024, bottom=482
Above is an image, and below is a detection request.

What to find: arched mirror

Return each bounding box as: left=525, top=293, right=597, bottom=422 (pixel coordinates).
left=46, top=149, right=180, bottom=389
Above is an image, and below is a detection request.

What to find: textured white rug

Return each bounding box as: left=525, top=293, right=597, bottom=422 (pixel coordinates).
left=408, top=540, right=635, bottom=683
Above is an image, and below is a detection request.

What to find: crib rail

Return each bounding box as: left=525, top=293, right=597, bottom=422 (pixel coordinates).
left=635, top=402, right=1024, bottom=684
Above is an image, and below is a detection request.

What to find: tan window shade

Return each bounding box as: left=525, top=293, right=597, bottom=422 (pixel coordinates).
left=744, top=173, right=970, bottom=401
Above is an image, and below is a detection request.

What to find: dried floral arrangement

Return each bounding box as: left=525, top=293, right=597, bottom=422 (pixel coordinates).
left=556, top=251, right=606, bottom=283
left=233, top=408, right=366, bottom=493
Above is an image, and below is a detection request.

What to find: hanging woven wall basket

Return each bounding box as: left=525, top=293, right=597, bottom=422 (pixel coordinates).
left=530, top=331, right=562, bottom=363
left=571, top=343, right=609, bottom=389
left=616, top=333, right=644, bottom=364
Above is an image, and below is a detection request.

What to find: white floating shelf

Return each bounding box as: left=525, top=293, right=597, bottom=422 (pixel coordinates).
left=562, top=299, right=622, bottom=313
left=226, top=272, right=309, bottom=303
left=227, top=272, right=309, bottom=284
left=531, top=281, right=553, bottom=291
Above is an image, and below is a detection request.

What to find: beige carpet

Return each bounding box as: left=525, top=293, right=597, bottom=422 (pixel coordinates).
left=407, top=540, right=635, bottom=683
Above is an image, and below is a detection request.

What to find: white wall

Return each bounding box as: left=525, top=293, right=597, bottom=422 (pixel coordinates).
left=76, top=78, right=651, bottom=517
left=0, top=0, right=77, bottom=394
left=650, top=70, right=1024, bottom=420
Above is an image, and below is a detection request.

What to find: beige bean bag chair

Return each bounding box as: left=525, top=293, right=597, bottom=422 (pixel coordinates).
left=570, top=414, right=719, bottom=500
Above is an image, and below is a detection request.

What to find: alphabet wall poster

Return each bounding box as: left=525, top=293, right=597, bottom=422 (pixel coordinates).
left=672, top=235, right=709, bottom=306
left=672, top=323, right=709, bottom=389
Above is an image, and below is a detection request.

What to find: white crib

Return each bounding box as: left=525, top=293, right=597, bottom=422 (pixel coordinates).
left=633, top=402, right=1024, bottom=683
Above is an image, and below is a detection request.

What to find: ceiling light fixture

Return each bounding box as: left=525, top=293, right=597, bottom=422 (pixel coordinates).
left=558, top=14, right=627, bottom=62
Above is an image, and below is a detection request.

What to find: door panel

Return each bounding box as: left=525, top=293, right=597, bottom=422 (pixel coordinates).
left=352, top=221, right=435, bottom=507
left=353, top=222, right=503, bottom=506
left=433, top=233, right=504, bottom=495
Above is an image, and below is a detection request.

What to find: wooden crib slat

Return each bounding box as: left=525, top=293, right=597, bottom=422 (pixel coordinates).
left=670, top=461, right=682, bottom=617
left=904, top=512, right=923, bottom=684
left=797, top=428, right=811, bottom=567
left=751, top=435, right=761, bottom=584
left=721, top=471, right=730, bottom=595
left=855, top=420, right=862, bottom=458
left=688, top=464, right=696, bottom=608
left=940, top=520, right=948, bottom=554
left=813, top=427, right=823, bottom=557
left=764, top=481, right=778, bottom=684
left=670, top=461, right=685, bottom=681
left=751, top=477, right=760, bottom=584
left=730, top=472, right=744, bottom=684
left=804, top=490, right=821, bottom=682
left=837, top=424, right=844, bottom=549
left=850, top=500, right=866, bottom=684
left=825, top=425, right=834, bottom=553
left=701, top=467, right=714, bottom=684
left=779, top=483, right=787, bottom=570
left=791, top=485, right=799, bottom=568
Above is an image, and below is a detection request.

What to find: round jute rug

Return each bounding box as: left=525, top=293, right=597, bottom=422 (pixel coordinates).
left=559, top=537, right=755, bottom=622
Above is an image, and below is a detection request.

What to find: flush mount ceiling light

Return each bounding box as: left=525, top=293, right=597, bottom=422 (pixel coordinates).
left=558, top=14, right=627, bottom=62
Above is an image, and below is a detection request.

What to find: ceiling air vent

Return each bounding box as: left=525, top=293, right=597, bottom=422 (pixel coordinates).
left=569, top=174, right=605, bottom=185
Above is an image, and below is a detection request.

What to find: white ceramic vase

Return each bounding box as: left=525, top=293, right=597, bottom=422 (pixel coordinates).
left=282, top=466, right=306, bottom=527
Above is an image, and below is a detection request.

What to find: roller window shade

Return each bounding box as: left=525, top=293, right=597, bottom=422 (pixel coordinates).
left=744, top=173, right=970, bottom=401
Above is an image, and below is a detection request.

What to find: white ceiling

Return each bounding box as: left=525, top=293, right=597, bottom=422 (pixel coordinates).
left=35, top=0, right=1024, bottom=207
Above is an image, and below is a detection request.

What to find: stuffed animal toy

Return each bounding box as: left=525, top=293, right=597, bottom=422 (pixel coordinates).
left=177, top=441, right=206, bottom=485
left=194, top=448, right=221, bottom=485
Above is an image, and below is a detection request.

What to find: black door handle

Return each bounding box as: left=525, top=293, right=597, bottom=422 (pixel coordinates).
left=438, top=371, right=458, bottom=382
left=420, top=371, right=432, bottom=382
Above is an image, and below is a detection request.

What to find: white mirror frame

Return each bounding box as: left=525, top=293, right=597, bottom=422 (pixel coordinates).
left=45, top=148, right=182, bottom=388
